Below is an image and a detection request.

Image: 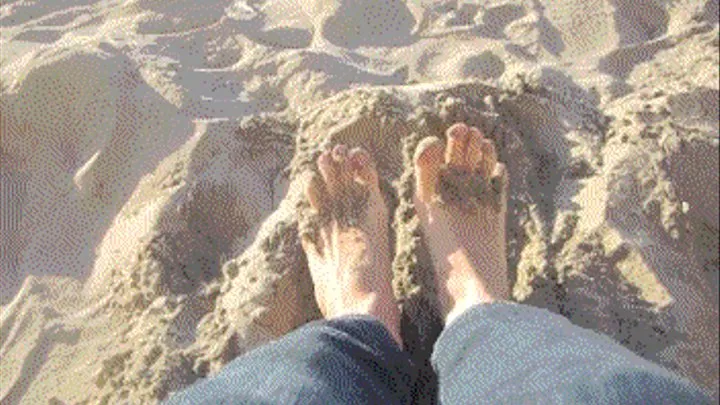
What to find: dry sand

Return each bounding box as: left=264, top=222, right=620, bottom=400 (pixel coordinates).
left=1, top=0, right=718, bottom=403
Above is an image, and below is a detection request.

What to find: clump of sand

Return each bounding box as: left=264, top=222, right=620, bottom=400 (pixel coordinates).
left=1, top=0, right=718, bottom=403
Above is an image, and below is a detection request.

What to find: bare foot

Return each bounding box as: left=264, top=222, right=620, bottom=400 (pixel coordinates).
left=301, top=145, right=402, bottom=345
left=413, top=123, right=510, bottom=325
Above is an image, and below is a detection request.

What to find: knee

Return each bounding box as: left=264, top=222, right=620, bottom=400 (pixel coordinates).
left=572, top=367, right=712, bottom=404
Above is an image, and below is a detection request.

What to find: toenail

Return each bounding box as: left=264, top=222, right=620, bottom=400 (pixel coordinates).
left=319, top=150, right=332, bottom=163
left=351, top=148, right=370, bottom=162
left=350, top=158, right=363, bottom=172
left=448, top=123, right=469, bottom=139
left=332, top=144, right=348, bottom=160
left=418, top=147, right=440, bottom=163
left=352, top=153, right=371, bottom=169
left=415, top=137, right=444, bottom=163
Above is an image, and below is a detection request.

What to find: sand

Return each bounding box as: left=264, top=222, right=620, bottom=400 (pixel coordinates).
left=1, top=0, right=718, bottom=403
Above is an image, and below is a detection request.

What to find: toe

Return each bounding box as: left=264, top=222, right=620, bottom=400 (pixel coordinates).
left=332, top=144, right=353, bottom=186
left=318, top=150, right=340, bottom=195
left=479, top=139, right=497, bottom=179
left=489, top=162, right=509, bottom=213
left=349, top=147, right=379, bottom=190
left=305, top=173, right=327, bottom=212
left=332, top=144, right=349, bottom=163
left=445, top=123, right=470, bottom=169
left=414, top=136, right=445, bottom=202
left=491, top=162, right=509, bottom=196
left=300, top=232, right=322, bottom=261
left=466, top=127, right=484, bottom=170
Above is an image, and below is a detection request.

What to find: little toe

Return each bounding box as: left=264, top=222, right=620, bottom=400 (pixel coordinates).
left=491, top=162, right=509, bottom=196
left=414, top=136, right=445, bottom=203
left=317, top=150, right=340, bottom=195
left=445, top=123, right=470, bottom=169
left=300, top=232, right=322, bottom=261
left=301, top=173, right=328, bottom=259
left=466, top=127, right=484, bottom=170
left=305, top=172, right=328, bottom=213
left=349, top=147, right=379, bottom=190
left=479, top=139, right=498, bottom=179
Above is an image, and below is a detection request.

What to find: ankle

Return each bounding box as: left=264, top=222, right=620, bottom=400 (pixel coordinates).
left=357, top=292, right=403, bottom=346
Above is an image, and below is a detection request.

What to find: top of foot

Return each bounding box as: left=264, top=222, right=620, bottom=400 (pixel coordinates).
left=300, top=144, right=402, bottom=345
left=413, top=122, right=510, bottom=325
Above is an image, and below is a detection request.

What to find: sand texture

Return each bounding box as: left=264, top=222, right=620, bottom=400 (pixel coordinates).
left=1, top=0, right=718, bottom=403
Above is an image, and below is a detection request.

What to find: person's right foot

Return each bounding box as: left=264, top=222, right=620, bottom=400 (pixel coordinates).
left=413, top=122, right=510, bottom=325
left=301, top=144, right=402, bottom=346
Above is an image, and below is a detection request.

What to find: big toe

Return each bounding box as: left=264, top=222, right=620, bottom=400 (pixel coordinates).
left=414, top=136, right=445, bottom=203
left=305, top=172, right=328, bottom=213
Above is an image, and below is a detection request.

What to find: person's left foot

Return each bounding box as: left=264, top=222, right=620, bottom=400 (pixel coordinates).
left=301, top=144, right=402, bottom=346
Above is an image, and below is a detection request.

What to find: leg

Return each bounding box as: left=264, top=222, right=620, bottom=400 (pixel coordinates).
left=165, top=145, right=415, bottom=404
left=413, top=122, right=712, bottom=404
left=432, top=302, right=711, bottom=404
left=164, top=315, right=414, bottom=404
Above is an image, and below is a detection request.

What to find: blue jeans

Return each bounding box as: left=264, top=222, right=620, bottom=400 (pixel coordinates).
left=164, top=303, right=711, bottom=404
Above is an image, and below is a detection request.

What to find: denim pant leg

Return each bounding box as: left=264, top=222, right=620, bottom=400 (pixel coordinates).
left=164, top=315, right=416, bottom=405
left=431, top=302, right=711, bottom=405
